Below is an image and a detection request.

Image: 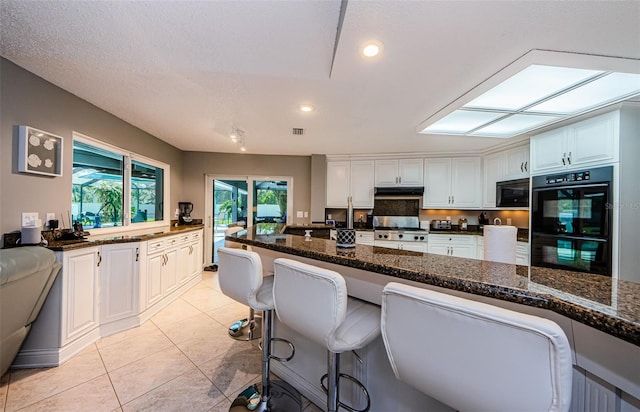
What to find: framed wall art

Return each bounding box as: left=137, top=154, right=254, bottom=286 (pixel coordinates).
left=17, top=125, right=63, bottom=177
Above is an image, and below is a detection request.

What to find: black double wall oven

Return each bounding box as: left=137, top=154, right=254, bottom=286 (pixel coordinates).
left=531, top=166, right=613, bottom=276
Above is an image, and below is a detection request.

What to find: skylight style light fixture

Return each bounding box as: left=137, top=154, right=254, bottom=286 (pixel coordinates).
left=299, top=104, right=315, bottom=112
left=418, top=51, right=640, bottom=138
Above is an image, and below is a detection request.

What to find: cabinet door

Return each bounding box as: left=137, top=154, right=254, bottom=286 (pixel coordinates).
left=100, top=243, right=139, bottom=323
left=326, top=161, right=350, bottom=207
left=451, top=244, right=475, bottom=259
left=427, top=243, right=449, bottom=256
left=398, top=159, right=424, bottom=186
left=504, top=144, right=530, bottom=178
left=483, top=152, right=505, bottom=208
left=189, top=240, right=203, bottom=278
left=63, top=248, right=100, bottom=343
left=163, top=249, right=178, bottom=295
left=350, top=160, right=375, bottom=208
left=530, top=128, right=568, bottom=173
left=451, top=157, right=481, bottom=208
left=374, top=160, right=399, bottom=186
left=423, top=159, right=452, bottom=208
left=569, top=112, right=619, bottom=167
left=177, top=244, right=191, bottom=286
left=355, top=231, right=374, bottom=245
left=401, top=243, right=427, bottom=253
left=147, top=254, right=164, bottom=307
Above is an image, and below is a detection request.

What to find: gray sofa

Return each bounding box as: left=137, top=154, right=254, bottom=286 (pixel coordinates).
left=0, top=247, right=61, bottom=376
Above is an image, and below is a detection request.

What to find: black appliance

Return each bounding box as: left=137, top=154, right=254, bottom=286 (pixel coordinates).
left=496, top=178, right=529, bottom=207
left=178, top=202, right=194, bottom=225
left=531, top=166, right=613, bottom=276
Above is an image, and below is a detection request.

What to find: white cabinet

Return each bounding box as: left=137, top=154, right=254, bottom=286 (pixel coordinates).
left=100, top=243, right=140, bottom=324
left=326, top=160, right=374, bottom=208
left=428, top=234, right=476, bottom=259
left=61, top=247, right=100, bottom=344
left=482, top=144, right=529, bottom=208
left=530, top=111, right=619, bottom=174
left=424, top=157, right=481, bottom=209
left=355, top=231, right=374, bottom=246
left=326, top=161, right=350, bottom=207
left=504, top=145, right=530, bottom=178
left=374, top=240, right=427, bottom=253
left=350, top=160, right=375, bottom=208
left=375, top=159, right=424, bottom=187
left=177, top=230, right=203, bottom=286
left=145, top=237, right=179, bottom=309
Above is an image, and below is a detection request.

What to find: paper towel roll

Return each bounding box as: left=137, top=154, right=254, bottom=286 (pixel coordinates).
left=483, top=225, right=517, bottom=264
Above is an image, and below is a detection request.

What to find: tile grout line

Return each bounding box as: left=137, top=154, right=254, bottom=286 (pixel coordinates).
left=96, top=342, right=124, bottom=409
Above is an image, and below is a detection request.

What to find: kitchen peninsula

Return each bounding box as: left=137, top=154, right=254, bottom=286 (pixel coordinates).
left=227, top=225, right=640, bottom=410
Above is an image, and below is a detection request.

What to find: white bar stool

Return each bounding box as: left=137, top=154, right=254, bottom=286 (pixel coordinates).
left=273, top=258, right=381, bottom=412
left=224, top=226, right=262, bottom=341
left=381, top=282, right=573, bottom=412
left=218, top=247, right=301, bottom=412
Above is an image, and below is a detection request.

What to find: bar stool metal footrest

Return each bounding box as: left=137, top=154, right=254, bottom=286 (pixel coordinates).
left=320, top=372, right=371, bottom=412
left=257, top=337, right=295, bottom=362
left=229, top=380, right=301, bottom=412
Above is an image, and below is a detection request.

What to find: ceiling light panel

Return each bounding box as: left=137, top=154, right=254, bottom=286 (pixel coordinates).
left=525, top=72, right=640, bottom=114
left=420, top=110, right=505, bottom=134
left=469, top=114, right=563, bottom=138
left=463, top=65, right=603, bottom=111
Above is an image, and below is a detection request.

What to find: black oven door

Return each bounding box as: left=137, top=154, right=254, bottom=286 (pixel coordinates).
left=530, top=234, right=611, bottom=276
left=531, top=183, right=610, bottom=237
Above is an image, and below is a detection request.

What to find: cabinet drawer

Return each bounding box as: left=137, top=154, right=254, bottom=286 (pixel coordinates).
left=190, top=231, right=202, bottom=241
left=177, top=234, right=191, bottom=244
left=165, top=236, right=180, bottom=248
left=148, top=239, right=166, bottom=254
left=428, top=234, right=475, bottom=245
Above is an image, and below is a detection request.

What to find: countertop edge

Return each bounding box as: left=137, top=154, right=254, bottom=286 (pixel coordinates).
left=230, top=234, right=639, bottom=348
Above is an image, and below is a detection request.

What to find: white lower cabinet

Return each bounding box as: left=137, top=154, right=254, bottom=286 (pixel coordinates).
left=428, top=234, right=476, bottom=259
left=516, top=242, right=529, bottom=265
left=374, top=240, right=427, bottom=253
left=61, top=247, right=101, bottom=345
left=15, top=229, right=204, bottom=368
left=100, top=243, right=140, bottom=325
left=356, top=231, right=374, bottom=245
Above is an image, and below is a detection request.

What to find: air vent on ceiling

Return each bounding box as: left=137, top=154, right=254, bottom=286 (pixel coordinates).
left=292, top=128, right=304, bottom=135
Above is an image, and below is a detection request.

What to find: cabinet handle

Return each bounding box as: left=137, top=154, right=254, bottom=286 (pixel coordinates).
left=97, top=251, right=102, bottom=267
left=451, top=196, right=454, bottom=204
left=136, top=247, right=139, bottom=262
left=398, top=176, right=401, bottom=184
left=520, top=162, right=524, bottom=172
left=524, top=161, right=528, bottom=171
left=567, top=152, right=572, bottom=165
left=562, top=153, right=566, bottom=165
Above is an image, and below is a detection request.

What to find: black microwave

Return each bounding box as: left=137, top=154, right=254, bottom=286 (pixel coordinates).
left=496, top=178, right=529, bottom=207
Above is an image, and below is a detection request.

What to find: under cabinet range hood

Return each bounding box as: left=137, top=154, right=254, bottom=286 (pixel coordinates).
left=374, top=186, right=424, bottom=198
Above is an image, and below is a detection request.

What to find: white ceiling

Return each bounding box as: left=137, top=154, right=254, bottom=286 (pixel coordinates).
left=1, top=0, right=639, bottom=156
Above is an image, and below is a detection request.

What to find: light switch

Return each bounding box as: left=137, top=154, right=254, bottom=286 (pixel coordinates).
left=22, top=212, right=38, bottom=227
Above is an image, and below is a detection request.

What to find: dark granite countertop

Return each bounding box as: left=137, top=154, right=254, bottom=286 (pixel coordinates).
left=228, top=224, right=639, bottom=347
left=43, top=225, right=204, bottom=251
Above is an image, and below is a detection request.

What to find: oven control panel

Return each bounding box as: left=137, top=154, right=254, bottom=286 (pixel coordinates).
left=546, top=170, right=590, bottom=184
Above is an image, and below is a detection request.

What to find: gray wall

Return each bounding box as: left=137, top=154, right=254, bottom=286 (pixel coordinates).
left=0, top=58, right=184, bottom=240
left=181, top=151, right=311, bottom=224
left=310, top=154, right=326, bottom=223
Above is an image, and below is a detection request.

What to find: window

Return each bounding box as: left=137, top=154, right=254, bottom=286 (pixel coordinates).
left=72, top=134, right=169, bottom=231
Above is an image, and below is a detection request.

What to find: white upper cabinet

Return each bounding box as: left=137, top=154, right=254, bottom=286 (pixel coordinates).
left=326, top=160, right=374, bottom=208
left=350, top=160, right=375, bottom=208
left=504, top=144, right=530, bottom=179
left=374, top=159, right=423, bottom=187
left=530, top=111, right=619, bottom=174
left=424, top=157, right=481, bottom=209
left=326, top=161, right=351, bottom=207
left=482, top=152, right=505, bottom=208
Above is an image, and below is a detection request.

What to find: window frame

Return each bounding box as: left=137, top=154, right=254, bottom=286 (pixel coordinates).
left=72, top=132, right=171, bottom=235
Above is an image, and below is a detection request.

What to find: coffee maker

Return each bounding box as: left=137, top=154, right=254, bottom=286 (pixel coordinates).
left=178, top=202, right=194, bottom=225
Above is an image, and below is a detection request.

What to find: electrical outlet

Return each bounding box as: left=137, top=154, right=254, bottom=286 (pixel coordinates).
left=506, top=218, right=512, bottom=225
left=304, top=211, right=308, bottom=218
left=296, top=211, right=304, bottom=218
left=22, top=212, right=38, bottom=227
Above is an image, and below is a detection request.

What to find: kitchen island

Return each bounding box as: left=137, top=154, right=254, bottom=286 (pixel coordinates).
left=228, top=224, right=640, bottom=411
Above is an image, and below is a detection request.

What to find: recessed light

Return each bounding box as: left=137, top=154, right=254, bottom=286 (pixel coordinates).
left=240, top=146, right=247, bottom=152
left=361, top=40, right=384, bottom=58
left=299, top=104, right=314, bottom=112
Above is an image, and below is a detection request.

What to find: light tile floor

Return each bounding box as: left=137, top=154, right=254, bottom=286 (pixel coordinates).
left=0, top=270, right=322, bottom=412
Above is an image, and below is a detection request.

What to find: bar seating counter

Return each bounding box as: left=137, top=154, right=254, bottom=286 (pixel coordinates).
left=227, top=224, right=640, bottom=410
